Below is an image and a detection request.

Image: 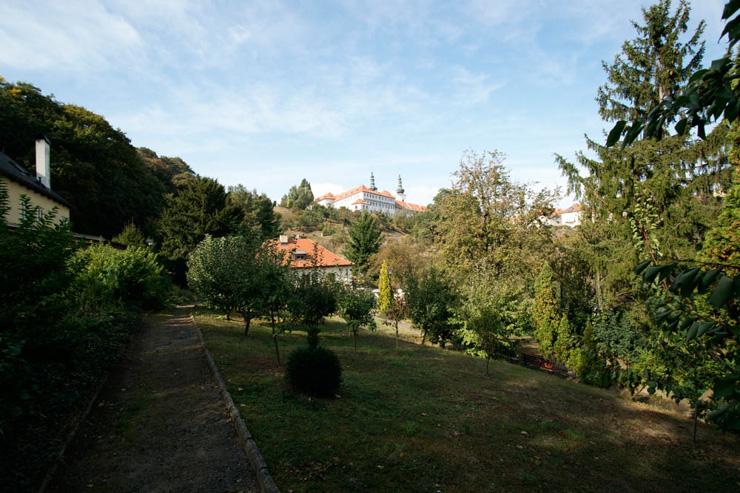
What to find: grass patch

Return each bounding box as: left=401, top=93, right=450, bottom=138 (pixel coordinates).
left=197, top=312, right=740, bottom=492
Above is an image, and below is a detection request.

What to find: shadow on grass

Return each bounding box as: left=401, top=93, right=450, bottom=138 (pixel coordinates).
left=196, top=311, right=740, bottom=493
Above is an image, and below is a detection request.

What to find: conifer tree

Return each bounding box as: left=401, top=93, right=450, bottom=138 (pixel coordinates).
left=345, top=212, right=382, bottom=278
left=377, top=260, right=393, bottom=314
left=557, top=0, right=729, bottom=304
left=532, top=262, right=560, bottom=359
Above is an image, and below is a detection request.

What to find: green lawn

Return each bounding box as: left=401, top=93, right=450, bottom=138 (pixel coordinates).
left=196, top=312, right=740, bottom=493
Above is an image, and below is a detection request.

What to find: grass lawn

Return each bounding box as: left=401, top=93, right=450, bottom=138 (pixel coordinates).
left=196, top=312, right=740, bottom=493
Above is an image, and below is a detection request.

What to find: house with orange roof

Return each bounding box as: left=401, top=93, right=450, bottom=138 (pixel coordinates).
left=315, top=173, right=427, bottom=215
left=547, top=203, right=583, bottom=227
left=273, top=234, right=353, bottom=283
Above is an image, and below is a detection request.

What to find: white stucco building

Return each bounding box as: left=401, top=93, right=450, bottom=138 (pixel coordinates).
left=547, top=203, right=583, bottom=227
left=315, top=174, right=426, bottom=215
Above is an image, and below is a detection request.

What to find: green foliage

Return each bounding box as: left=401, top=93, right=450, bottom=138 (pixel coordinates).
left=345, top=212, right=382, bottom=278
left=455, top=273, right=519, bottom=368
left=113, top=222, right=148, bottom=248
left=532, top=263, right=560, bottom=358
left=0, top=188, right=162, bottom=489
left=406, top=268, right=457, bottom=347
left=187, top=235, right=265, bottom=333
left=227, top=185, right=281, bottom=239
left=607, top=1, right=740, bottom=145
left=285, top=346, right=342, bottom=397
left=377, top=260, right=393, bottom=314
left=71, top=245, right=169, bottom=311
left=288, top=272, right=338, bottom=347
left=338, top=286, right=376, bottom=350
left=159, top=175, right=241, bottom=281
left=553, top=314, right=573, bottom=365
left=435, top=150, right=556, bottom=280
left=0, top=80, right=172, bottom=236
left=280, top=178, right=314, bottom=210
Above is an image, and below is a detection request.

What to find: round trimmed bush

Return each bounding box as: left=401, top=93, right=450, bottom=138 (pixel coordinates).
left=285, top=346, right=342, bottom=397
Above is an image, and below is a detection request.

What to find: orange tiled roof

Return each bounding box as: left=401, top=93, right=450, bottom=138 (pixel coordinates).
left=551, top=202, right=582, bottom=217
left=271, top=237, right=353, bottom=269
left=351, top=199, right=368, bottom=205
left=317, top=185, right=395, bottom=204
left=395, top=199, right=427, bottom=212
left=315, top=192, right=336, bottom=201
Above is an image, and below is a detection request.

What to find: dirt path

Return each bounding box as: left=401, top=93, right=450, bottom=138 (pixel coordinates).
left=50, top=308, right=258, bottom=493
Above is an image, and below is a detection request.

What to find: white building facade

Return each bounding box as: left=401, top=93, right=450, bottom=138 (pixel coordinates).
left=315, top=174, right=426, bottom=215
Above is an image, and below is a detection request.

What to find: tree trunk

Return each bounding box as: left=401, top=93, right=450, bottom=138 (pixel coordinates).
left=486, top=357, right=490, bottom=376
left=226, top=312, right=231, bottom=321
left=273, top=334, right=281, bottom=366
left=353, top=330, right=357, bottom=352
left=243, top=315, right=251, bottom=337
left=421, top=328, right=427, bottom=345
left=270, top=315, right=276, bottom=335
left=395, top=320, right=399, bottom=351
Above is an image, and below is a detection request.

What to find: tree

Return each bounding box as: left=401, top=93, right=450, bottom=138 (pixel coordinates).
left=258, top=244, right=291, bottom=365
left=113, top=222, right=147, bottom=248
left=228, top=185, right=281, bottom=239
left=456, top=272, right=518, bottom=375
left=382, top=293, right=408, bottom=351
left=187, top=235, right=263, bottom=335
left=377, top=260, right=393, bottom=314
left=338, top=286, right=376, bottom=351
left=345, top=211, right=382, bottom=278
left=0, top=80, right=169, bottom=237
left=137, top=147, right=194, bottom=194
left=405, top=268, right=457, bottom=347
left=159, top=175, right=241, bottom=282
left=559, top=0, right=739, bottom=432
left=369, top=235, right=426, bottom=285
left=532, top=263, right=560, bottom=359
left=280, top=178, right=314, bottom=209
left=607, top=1, right=740, bottom=146
left=288, top=272, right=338, bottom=348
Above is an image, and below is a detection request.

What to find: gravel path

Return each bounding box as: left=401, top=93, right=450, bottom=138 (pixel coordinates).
left=50, top=308, right=258, bottom=493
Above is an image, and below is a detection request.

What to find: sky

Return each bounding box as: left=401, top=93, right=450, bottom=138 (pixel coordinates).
left=0, top=0, right=729, bottom=206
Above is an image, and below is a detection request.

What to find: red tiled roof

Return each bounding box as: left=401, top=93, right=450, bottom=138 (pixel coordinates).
left=271, top=237, right=353, bottom=269
left=315, top=192, right=336, bottom=201
left=395, top=199, right=427, bottom=212
left=551, top=202, right=582, bottom=217
left=316, top=185, right=395, bottom=204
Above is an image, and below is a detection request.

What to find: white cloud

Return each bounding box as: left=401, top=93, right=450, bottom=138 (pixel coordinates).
left=0, top=1, right=142, bottom=71
left=451, top=66, right=505, bottom=104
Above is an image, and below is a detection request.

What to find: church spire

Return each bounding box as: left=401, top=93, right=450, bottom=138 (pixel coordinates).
left=370, top=172, right=377, bottom=191
left=396, top=175, right=406, bottom=200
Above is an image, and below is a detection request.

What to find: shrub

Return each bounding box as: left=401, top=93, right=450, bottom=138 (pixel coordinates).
left=72, top=245, right=169, bottom=311
left=285, top=346, right=342, bottom=397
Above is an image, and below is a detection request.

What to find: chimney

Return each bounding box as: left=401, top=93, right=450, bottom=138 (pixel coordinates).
left=279, top=234, right=289, bottom=244
left=35, top=136, right=51, bottom=189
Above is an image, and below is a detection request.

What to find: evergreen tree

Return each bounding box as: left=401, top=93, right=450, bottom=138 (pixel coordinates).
left=557, top=0, right=729, bottom=305
left=113, top=222, right=147, bottom=248
left=280, top=178, right=314, bottom=209
left=227, top=185, right=281, bottom=239
left=345, top=212, right=382, bottom=277
left=377, top=260, right=393, bottom=314
left=158, top=175, right=241, bottom=281
left=532, top=262, right=560, bottom=359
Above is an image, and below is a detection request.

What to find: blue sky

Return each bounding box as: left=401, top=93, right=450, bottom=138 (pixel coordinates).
left=0, top=0, right=728, bottom=206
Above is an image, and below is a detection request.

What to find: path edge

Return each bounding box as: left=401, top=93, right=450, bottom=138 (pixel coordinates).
left=191, top=314, right=280, bottom=493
